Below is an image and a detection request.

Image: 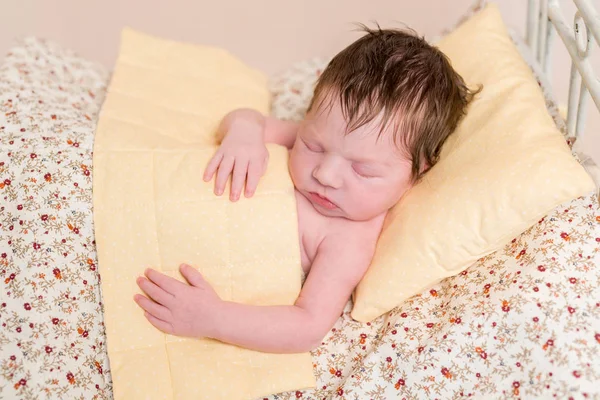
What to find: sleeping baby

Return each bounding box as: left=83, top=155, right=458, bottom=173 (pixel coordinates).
left=133, top=26, right=476, bottom=353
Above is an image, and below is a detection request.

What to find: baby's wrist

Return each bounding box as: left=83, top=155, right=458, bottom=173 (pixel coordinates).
left=205, top=299, right=230, bottom=340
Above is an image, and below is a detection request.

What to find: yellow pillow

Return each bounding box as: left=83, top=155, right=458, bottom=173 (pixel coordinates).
left=351, top=3, right=596, bottom=322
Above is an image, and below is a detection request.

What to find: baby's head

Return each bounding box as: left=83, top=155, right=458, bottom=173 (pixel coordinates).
left=290, top=26, right=478, bottom=221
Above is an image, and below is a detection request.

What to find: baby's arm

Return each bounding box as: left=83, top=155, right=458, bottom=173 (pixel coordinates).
left=134, top=234, right=372, bottom=352
left=215, top=108, right=299, bottom=149
left=212, top=235, right=372, bottom=353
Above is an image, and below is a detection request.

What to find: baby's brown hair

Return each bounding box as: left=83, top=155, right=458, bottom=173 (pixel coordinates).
left=308, top=25, right=480, bottom=181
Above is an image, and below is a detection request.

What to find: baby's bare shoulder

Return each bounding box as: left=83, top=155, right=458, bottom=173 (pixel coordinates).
left=326, top=216, right=383, bottom=251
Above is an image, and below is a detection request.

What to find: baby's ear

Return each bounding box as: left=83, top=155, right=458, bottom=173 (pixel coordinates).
left=419, top=159, right=431, bottom=175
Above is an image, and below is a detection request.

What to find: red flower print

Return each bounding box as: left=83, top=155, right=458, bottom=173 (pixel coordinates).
left=51, top=114, right=57, bottom=120
left=66, top=372, right=75, bottom=384
left=429, top=289, right=438, bottom=297
left=391, top=330, right=397, bottom=335
left=44, top=173, right=51, bottom=182
left=441, top=367, right=452, bottom=379
left=295, top=391, right=303, bottom=398
left=426, top=323, right=434, bottom=328
left=560, top=232, right=570, bottom=241
left=516, top=249, right=526, bottom=259
left=52, top=318, right=59, bottom=325
left=418, top=346, right=424, bottom=353
left=17, top=204, right=23, bottom=210
left=569, top=277, right=577, bottom=284
left=400, top=312, right=407, bottom=318
left=394, top=378, right=405, bottom=389
left=4, top=179, right=10, bottom=186
left=33, top=243, right=41, bottom=250
left=30, top=153, right=37, bottom=159
left=23, top=303, right=31, bottom=311
left=14, top=379, right=27, bottom=390
left=568, top=306, right=576, bottom=314
left=502, top=300, right=510, bottom=312
left=360, top=333, right=367, bottom=344
left=573, top=370, right=581, bottom=378
left=41, top=214, right=48, bottom=221
left=537, top=265, right=546, bottom=272
left=533, top=317, right=539, bottom=322
left=386, top=357, right=392, bottom=363
left=53, top=268, right=62, bottom=279
left=45, top=346, right=52, bottom=354
left=336, top=388, right=343, bottom=396
left=455, top=317, right=462, bottom=324
left=543, top=339, right=554, bottom=351
left=475, top=347, right=487, bottom=359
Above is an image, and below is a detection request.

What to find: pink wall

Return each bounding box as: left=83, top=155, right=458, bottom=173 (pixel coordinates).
left=1, top=0, right=598, bottom=160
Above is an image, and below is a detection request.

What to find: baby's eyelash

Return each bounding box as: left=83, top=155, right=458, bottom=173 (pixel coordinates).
left=353, top=166, right=375, bottom=178
left=303, top=139, right=322, bottom=152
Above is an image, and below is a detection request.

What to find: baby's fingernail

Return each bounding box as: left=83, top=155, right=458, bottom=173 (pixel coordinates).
left=245, top=190, right=254, bottom=197
left=215, top=189, right=222, bottom=196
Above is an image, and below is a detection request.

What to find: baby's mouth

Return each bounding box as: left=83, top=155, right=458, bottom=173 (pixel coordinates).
left=308, top=192, right=338, bottom=210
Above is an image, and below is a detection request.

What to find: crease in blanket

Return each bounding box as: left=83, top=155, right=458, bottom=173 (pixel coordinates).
left=92, top=28, right=315, bottom=400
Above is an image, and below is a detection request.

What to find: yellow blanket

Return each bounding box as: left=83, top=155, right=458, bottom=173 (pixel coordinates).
left=93, top=28, right=315, bottom=400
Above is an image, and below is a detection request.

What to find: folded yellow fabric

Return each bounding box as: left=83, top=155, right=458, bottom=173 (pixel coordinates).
left=351, top=3, right=596, bottom=322
left=93, top=28, right=315, bottom=400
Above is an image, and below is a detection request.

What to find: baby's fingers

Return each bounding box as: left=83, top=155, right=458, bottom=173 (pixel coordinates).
left=203, top=152, right=223, bottom=182
left=244, top=161, right=263, bottom=198
left=214, top=156, right=234, bottom=196
left=230, top=159, right=248, bottom=201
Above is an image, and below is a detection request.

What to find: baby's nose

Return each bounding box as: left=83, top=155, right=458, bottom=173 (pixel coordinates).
left=312, top=155, right=343, bottom=189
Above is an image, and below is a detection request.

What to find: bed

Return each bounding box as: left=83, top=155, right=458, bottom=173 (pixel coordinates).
left=0, top=1, right=598, bottom=399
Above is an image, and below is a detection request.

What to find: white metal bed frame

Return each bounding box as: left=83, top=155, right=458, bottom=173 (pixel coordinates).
left=526, top=0, right=599, bottom=141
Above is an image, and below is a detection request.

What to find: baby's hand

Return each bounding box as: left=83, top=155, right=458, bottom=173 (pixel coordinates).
left=203, top=110, right=269, bottom=201
left=134, top=264, right=222, bottom=339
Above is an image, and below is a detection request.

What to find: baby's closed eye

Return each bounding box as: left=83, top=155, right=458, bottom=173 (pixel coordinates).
left=352, top=164, right=379, bottom=178
left=302, top=138, right=323, bottom=153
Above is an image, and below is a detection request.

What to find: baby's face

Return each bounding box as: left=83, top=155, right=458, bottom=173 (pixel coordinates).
left=289, top=102, right=414, bottom=221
